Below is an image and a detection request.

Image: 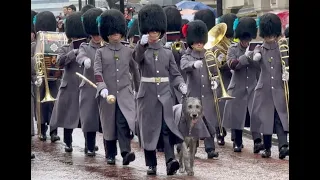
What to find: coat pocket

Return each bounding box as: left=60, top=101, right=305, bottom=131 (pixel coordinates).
left=136, top=89, right=145, bottom=99
left=59, top=80, right=68, bottom=89
left=254, top=83, right=263, bottom=91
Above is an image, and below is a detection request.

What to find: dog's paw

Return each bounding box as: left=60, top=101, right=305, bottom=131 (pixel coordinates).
left=187, top=170, right=194, bottom=176
left=179, top=168, right=185, bottom=173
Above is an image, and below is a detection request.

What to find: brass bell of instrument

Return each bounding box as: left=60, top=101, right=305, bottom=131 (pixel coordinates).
left=106, top=95, right=116, bottom=104
left=171, top=41, right=183, bottom=51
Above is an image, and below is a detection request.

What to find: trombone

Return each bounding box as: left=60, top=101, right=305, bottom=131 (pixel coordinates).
left=203, top=23, right=235, bottom=137
left=278, top=37, right=289, bottom=121
left=34, top=53, right=56, bottom=138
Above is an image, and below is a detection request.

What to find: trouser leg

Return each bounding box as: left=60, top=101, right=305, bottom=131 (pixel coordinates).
left=274, top=110, right=288, bottom=150
left=106, top=140, right=117, bottom=158
left=161, top=120, right=175, bottom=164
left=84, top=132, right=96, bottom=152
left=115, top=102, right=132, bottom=157
left=233, top=129, right=243, bottom=147
left=63, top=128, right=73, bottom=146
left=144, top=149, right=157, bottom=166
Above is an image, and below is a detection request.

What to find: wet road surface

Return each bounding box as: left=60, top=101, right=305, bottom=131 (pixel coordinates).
left=31, top=128, right=289, bottom=180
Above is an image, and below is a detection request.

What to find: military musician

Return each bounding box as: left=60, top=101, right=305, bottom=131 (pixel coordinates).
left=33, top=11, right=61, bottom=142
left=50, top=12, right=87, bottom=153
left=133, top=4, right=187, bottom=175
left=75, top=8, right=103, bottom=157
left=94, top=9, right=140, bottom=165
left=251, top=13, right=289, bottom=159
left=222, top=17, right=264, bottom=153
left=180, top=20, right=219, bottom=159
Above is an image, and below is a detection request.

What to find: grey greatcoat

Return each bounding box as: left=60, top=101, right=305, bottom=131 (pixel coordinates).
left=251, top=42, right=289, bottom=134
left=180, top=48, right=218, bottom=136
left=50, top=43, right=83, bottom=129
left=31, top=44, right=37, bottom=136
left=94, top=42, right=140, bottom=141
left=133, top=41, right=185, bottom=151
left=173, top=104, right=211, bottom=138
left=76, top=41, right=101, bottom=133
left=223, top=43, right=260, bottom=130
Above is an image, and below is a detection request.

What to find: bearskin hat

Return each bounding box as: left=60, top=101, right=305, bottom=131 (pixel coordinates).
left=185, top=20, right=208, bottom=48
left=138, top=4, right=167, bottom=38
left=81, top=4, right=95, bottom=13
left=219, top=13, right=237, bottom=38
left=82, top=8, right=103, bottom=36
left=284, top=26, right=289, bottom=38
left=163, top=6, right=182, bottom=32
left=127, top=18, right=139, bottom=39
left=34, top=11, right=57, bottom=32
left=31, top=10, right=37, bottom=34
left=65, top=12, right=88, bottom=39
left=194, top=9, right=216, bottom=30
left=98, top=9, right=126, bottom=42
left=234, top=17, right=257, bottom=40
left=259, top=13, right=282, bottom=38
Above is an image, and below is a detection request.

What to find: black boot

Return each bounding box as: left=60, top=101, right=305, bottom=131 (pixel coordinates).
left=50, top=129, right=60, bottom=143
left=166, top=159, right=179, bottom=175
left=261, top=149, right=271, bottom=158
left=122, top=152, right=135, bottom=165
left=207, top=150, right=219, bottom=159
left=233, top=143, right=242, bottom=152
left=31, top=153, right=35, bottom=159
left=217, top=136, right=225, bottom=146
left=147, top=166, right=157, bottom=175
left=39, top=124, right=47, bottom=141
left=279, top=146, right=289, bottom=159
left=253, top=142, right=264, bottom=153
left=157, top=148, right=164, bottom=152
left=65, top=144, right=73, bottom=152
left=107, top=156, right=116, bottom=165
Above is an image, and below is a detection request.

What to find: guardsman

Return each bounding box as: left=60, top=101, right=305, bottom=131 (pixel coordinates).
left=76, top=8, right=103, bottom=157
left=33, top=11, right=61, bottom=142
left=50, top=12, right=87, bottom=153
left=133, top=4, right=187, bottom=175
left=215, top=13, right=238, bottom=145
left=94, top=9, right=140, bottom=165
left=251, top=13, right=289, bottom=159
left=81, top=4, right=94, bottom=13
left=180, top=20, right=219, bottom=159
left=222, top=17, right=264, bottom=153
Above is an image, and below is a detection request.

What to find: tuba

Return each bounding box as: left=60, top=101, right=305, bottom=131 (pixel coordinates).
left=204, top=23, right=232, bottom=68
left=278, top=37, right=289, bottom=121
left=203, top=23, right=235, bottom=137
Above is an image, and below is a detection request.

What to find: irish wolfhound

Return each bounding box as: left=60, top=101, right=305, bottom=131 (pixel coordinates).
left=173, top=97, right=209, bottom=176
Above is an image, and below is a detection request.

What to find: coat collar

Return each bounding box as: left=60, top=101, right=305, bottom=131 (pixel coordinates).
left=108, top=41, right=123, bottom=51
left=262, top=41, right=278, bottom=50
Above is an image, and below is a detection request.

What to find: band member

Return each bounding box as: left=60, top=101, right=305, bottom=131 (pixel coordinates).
left=80, top=4, right=94, bottom=13
left=214, top=13, right=238, bottom=145
left=75, top=8, right=103, bottom=157
left=180, top=20, right=219, bottom=159
left=50, top=12, right=87, bottom=152
left=133, top=4, right=187, bottom=175
left=251, top=13, right=289, bottom=159
left=222, top=17, right=264, bottom=153
left=33, top=11, right=61, bottom=142
left=163, top=6, right=186, bottom=105
left=94, top=9, right=140, bottom=165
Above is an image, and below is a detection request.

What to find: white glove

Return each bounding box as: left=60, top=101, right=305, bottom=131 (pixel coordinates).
left=193, top=60, right=203, bottom=69
left=211, top=80, right=218, bottom=90
left=164, top=42, right=172, bottom=49
left=73, top=49, right=79, bottom=55
left=217, top=53, right=225, bottom=63
left=100, top=89, right=109, bottom=98
left=179, top=83, right=188, bottom=95
left=245, top=46, right=253, bottom=58
left=282, top=71, right=289, bottom=81
left=83, top=58, right=91, bottom=69
left=253, top=53, right=262, bottom=61
left=140, top=34, right=149, bottom=45
left=35, top=77, right=43, bottom=87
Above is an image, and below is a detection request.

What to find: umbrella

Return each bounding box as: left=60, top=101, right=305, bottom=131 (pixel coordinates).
left=176, top=1, right=216, bottom=16
left=140, top=0, right=181, bottom=7
left=181, top=14, right=194, bottom=21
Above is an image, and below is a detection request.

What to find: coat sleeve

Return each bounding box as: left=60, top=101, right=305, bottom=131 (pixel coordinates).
left=93, top=49, right=107, bottom=98
left=76, top=43, right=88, bottom=66
left=132, top=42, right=147, bottom=64
left=169, top=52, right=185, bottom=89
left=180, top=54, right=195, bottom=72
left=57, top=46, right=77, bottom=68
left=129, top=54, right=141, bottom=92
left=227, top=46, right=249, bottom=70
left=31, top=57, right=37, bottom=83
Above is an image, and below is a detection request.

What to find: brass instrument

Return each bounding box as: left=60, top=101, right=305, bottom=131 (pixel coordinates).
left=75, top=72, right=116, bottom=104
left=171, top=41, right=184, bottom=51
left=204, top=23, right=232, bottom=68
left=203, top=23, right=235, bottom=137
left=278, top=37, right=289, bottom=121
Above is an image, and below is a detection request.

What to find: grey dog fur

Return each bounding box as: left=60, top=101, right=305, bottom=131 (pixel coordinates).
left=174, top=97, right=204, bottom=176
